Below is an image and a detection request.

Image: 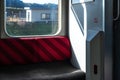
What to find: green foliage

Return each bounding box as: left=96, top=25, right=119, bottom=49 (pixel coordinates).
left=6, top=22, right=58, bottom=36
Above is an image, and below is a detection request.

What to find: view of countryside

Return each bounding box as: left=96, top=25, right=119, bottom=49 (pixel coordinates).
left=6, top=0, right=58, bottom=36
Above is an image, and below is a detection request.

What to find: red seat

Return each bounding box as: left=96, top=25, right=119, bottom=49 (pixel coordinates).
left=0, top=36, right=71, bottom=64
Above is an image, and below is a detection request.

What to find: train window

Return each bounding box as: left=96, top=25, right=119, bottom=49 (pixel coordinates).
left=5, top=0, right=59, bottom=37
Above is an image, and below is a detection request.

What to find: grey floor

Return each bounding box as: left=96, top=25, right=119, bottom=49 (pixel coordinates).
left=0, top=60, right=85, bottom=80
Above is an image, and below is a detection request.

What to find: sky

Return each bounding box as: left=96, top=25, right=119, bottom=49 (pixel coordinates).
left=22, top=0, right=58, bottom=4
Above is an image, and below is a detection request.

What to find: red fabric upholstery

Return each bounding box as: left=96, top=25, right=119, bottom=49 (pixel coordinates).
left=0, top=36, right=71, bottom=64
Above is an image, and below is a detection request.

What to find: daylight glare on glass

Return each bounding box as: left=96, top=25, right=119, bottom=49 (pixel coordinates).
left=6, top=0, right=58, bottom=36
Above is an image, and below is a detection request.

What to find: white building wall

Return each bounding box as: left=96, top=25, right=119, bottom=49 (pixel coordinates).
left=31, top=10, right=42, bottom=22
left=31, top=9, right=58, bottom=22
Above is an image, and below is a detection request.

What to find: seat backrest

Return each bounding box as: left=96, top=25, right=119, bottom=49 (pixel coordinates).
left=0, top=36, right=71, bottom=65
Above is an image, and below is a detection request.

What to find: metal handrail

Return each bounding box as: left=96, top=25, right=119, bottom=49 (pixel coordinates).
left=114, top=0, right=120, bottom=21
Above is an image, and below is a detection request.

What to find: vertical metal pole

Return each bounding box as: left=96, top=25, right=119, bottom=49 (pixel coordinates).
left=104, top=0, right=113, bottom=80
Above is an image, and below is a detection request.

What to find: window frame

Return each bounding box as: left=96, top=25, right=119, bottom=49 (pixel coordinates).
left=0, top=0, right=69, bottom=38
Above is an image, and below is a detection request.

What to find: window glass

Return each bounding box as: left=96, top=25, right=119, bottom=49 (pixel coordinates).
left=6, top=0, right=58, bottom=36
left=41, top=13, right=50, bottom=20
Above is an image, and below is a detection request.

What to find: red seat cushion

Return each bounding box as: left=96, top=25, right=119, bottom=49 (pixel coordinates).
left=0, top=36, right=71, bottom=64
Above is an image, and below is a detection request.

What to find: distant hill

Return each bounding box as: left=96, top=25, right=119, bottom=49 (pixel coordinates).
left=6, top=0, right=24, bottom=8
left=24, top=3, right=58, bottom=9
left=6, top=0, right=58, bottom=9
